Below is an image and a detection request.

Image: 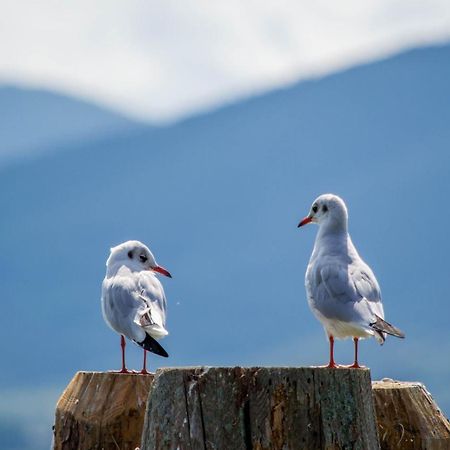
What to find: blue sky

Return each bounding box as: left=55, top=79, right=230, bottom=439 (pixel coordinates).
left=1, top=0, right=450, bottom=121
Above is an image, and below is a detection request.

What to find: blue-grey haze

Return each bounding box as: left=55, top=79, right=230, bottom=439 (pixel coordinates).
left=0, top=85, right=141, bottom=165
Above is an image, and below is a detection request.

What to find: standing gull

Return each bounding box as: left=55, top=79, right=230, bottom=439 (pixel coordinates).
left=298, top=194, right=404, bottom=368
left=101, top=240, right=171, bottom=374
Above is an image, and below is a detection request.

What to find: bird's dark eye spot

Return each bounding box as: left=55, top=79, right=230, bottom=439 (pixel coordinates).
left=312, top=204, right=318, bottom=214
left=139, top=254, right=148, bottom=263
left=127, top=251, right=133, bottom=259
left=322, top=205, right=328, bottom=212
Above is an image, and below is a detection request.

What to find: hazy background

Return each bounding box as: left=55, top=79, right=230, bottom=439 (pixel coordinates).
left=1, top=2, right=450, bottom=449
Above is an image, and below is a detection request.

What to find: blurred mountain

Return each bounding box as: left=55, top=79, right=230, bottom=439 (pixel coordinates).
left=0, top=85, right=144, bottom=165
left=1, top=44, right=450, bottom=449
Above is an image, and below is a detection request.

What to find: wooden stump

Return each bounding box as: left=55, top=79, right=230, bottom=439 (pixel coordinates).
left=141, top=366, right=380, bottom=450
left=53, top=371, right=153, bottom=450
left=373, top=379, right=450, bottom=450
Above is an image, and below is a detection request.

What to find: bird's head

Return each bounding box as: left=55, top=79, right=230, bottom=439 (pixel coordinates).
left=298, top=194, right=348, bottom=230
left=106, top=240, right=172, bottom=277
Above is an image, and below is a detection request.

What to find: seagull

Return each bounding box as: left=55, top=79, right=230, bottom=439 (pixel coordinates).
left=298, top=194, right=404, bottom=368
left=101, top=240, right=171, bottom=374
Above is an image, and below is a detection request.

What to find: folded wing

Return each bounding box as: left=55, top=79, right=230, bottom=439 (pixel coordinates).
left=312, top=262, right=384, bottom=327
left=134, top=271, right=168, bottom=339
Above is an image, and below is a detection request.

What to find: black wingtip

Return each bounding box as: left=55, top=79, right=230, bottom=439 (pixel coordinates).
left=370, top=315, right=405, bottom=339
left=136, top=334, right=169, bottom=357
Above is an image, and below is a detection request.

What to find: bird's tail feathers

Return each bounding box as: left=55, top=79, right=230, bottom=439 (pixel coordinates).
left=370, top=315, right=405, bottom=339
left=135, top=334, right=169, bottom=357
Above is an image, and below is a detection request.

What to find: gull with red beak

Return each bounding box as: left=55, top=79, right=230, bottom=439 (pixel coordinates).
left=101, top=240, right=171, bottom=374
left=298, top=194, right=404, bottom=368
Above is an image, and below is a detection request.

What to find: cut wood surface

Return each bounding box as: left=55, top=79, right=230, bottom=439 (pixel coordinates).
left=373, top=379, right=450, bottom=450
left=141, top=366, right=380, bottom=450
left=53, top=371, right=153, bottom=450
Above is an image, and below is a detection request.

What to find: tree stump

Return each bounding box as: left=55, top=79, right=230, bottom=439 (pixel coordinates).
left=141, top=366, right=380, bottom=450
left=53, top=371, right=153, bottom=450
left=372, top=379, right=450, bottom=450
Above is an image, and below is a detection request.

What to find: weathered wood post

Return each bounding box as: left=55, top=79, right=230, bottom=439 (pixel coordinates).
left=52, top=369, right=450, bottom=449
left=53, top=371, right=153, bottom=450
left=373, top=379, right=450, bottom=450
left=141, top=367, right=380, bottom=450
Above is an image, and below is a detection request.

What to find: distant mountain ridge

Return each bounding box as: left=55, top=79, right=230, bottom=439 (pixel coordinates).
left=0, top=85, right=145, bottom=164
left=1, top=43, right=450, bottom=449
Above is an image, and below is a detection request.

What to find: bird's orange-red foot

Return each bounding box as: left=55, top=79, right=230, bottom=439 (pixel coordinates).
left=113, top=335, right=134, bottom=373
left=347, top=337, right=364, bottom=368
left=326, top=361, right=340, bottom=368
left=347, top=362, right=366, bottom=369
left=323, top=335, right=341, bottom=368
left=139, top=350, right=152, bottom=375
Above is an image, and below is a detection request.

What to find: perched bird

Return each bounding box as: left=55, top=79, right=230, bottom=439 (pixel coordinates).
left=101, top=240, right=171, bottom=374
left=298, top=194, right=404, bottom=368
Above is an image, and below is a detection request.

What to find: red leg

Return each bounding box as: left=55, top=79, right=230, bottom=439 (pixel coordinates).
left=326, top=335, right=339, bottom=368
left=348, top=337, right=362, bottom=368
left=117, top=335, right=130, bottom=373
left=140, top=350, right=150, bottom=375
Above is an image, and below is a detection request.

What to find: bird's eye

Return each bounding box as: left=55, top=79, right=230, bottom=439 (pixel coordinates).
left=139, top=254, right=148, bottom=263
left=127, top=251, right=133, bottom=259
left=322, top=205, right=328, bottom=212
left=312, top=204, right=318, bottom=214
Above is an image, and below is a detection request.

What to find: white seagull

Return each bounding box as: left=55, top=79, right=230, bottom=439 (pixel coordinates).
left=298, top=194, right=404, bottom=368
left=101, top=240, right=171, bottom=374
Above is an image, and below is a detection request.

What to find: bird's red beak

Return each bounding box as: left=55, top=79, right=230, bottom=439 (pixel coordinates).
left=152, top=265, right=172, bottom=278
left=298, top=216, right=312, bottom=227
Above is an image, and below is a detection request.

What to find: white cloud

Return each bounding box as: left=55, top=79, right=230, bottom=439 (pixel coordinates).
left=1, top=0, right=450, bottom=121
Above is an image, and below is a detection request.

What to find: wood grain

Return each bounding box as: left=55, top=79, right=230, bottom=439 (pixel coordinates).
left=373, top=379, right=450, bottom=450
left=141, top=366, right=380, bottom=450
left=53, top=371, right=153, bottom=450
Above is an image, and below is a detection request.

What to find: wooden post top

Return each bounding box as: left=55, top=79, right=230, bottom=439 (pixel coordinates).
left=53, top=371, right=154, bottom=450
left=373, top=378, right=429, bottom=389
left=141, top=365, right=379, bottom=450
left=372, top=377, right=450, bottom=449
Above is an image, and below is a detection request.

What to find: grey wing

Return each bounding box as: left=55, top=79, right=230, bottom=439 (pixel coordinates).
left=101, top=277, right=145, bottom=342
left=136, top=272, right=168, bottom=338
left=352, top=268, right=380, bottom=300
left=351, top=264, right=385, bottom=319
left=311, top=263, right=383, bottom=323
